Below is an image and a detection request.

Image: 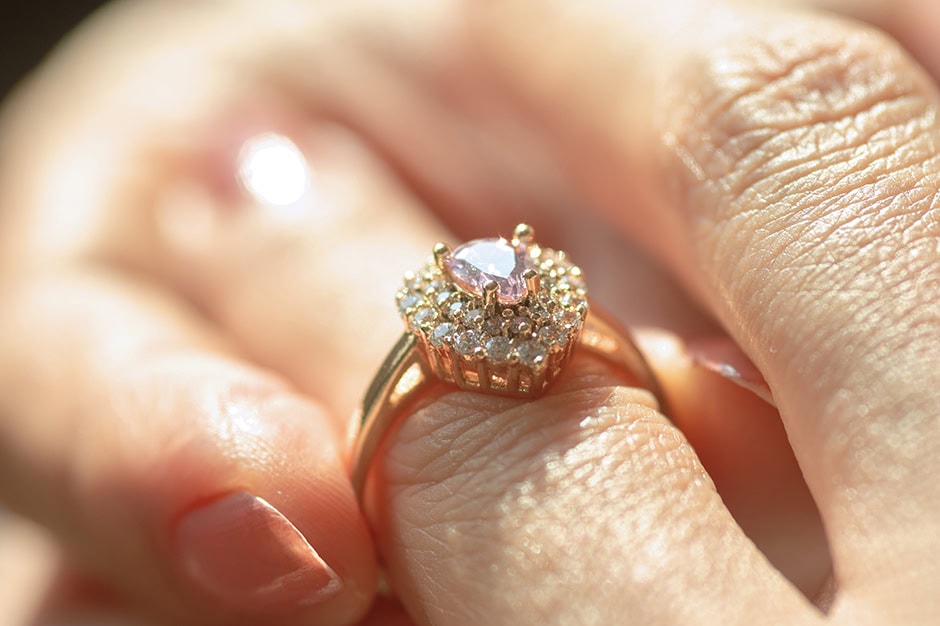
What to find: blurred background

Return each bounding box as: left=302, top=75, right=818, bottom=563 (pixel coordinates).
left=0, top=0, right=107, bottom=617
left=0, top=0, right=105, bottom=99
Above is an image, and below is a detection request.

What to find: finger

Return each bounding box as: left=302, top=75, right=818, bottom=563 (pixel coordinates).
left=452, top=2, right=940, bottom=617
left=154, top=124, right=721, bottom=412
left=0, top=269, right=375, bottom=625
left=152, top=123, right=449, bottom=419
left=0, top=513, right=61, bottom=626
left=369, top=356, right=821, bottom=625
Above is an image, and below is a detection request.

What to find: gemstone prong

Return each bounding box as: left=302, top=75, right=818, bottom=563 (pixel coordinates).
left=433, top=242, right=451, bottom=271
left=483, top=281, right=499, bottom=308
left=523, top=268, right=540, bottom=295
left=513, top=223, right=535, bottom=244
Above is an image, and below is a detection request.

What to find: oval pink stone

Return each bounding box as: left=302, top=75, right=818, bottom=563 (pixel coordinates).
left=445, top=238, right=535, bottom=304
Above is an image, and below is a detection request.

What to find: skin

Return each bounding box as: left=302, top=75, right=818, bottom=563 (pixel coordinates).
left=0, top=0, right=938, bottom=624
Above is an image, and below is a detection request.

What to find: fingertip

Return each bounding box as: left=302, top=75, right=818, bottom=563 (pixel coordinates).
left=156, top=389, right=378, bottom=625
left=79, top=356, right=379, bottom=625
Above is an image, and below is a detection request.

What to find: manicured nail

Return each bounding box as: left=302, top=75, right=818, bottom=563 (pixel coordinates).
left=687, top=337, right=776, bottom=407
left=174, top=492, right=342, bottom=613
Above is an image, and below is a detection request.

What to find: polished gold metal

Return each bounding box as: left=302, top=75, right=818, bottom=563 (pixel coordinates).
left=433, top=242, right=450, bottom=271
left=513, top=223, right=535, bottom=244
left=522, top=268, right=541, bottom=295
left=351, top=305, right=662, bottom=497
left=482, top=280, right=499, bottom=308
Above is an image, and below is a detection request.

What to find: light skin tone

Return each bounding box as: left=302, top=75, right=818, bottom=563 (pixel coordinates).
left=0, top=0, right=938, bottom=624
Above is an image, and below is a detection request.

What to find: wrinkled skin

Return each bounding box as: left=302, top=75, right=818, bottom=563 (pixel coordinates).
left=0, top=1, right=938, bottom=625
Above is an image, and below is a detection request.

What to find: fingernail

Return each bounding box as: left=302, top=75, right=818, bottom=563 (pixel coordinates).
left=687, top=337, right=776, bottom=407
left=174, top=492, right=342, bottom=613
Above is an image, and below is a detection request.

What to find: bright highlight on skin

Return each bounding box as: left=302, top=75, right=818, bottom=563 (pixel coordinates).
left=237, top=133, right=309, bottom=207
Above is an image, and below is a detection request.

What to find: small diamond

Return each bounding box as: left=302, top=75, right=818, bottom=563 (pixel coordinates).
left=425, top=280, right=447, bottom=294
left=509, top=316, right=532, bottom=336
left=448, top=301, right=466, bottom=318
left=430, top=323, right=454, bottom=347
left=398, top=293, right=421, bottom=313
left=538, top=325, right=566, bottom=346
left=554, top=309, right=579, bottom=328
left=529, top=305, right=549, bottom=322
left=464, top=308, right=484, bottom=325
left=454, top=330, right=481, bottom=355
left=436, top=291, right=453, bottom=306
left=404, top=273, right=423, bottom=292
left=412, top=307, right=438, bottom=326
left=515, top=340, right=547, bottom=367
left=565, top=274, right=586, bottom=292
left=485, top=336, right=512, bottom=361
left=483, top=316, right=504, bottom=336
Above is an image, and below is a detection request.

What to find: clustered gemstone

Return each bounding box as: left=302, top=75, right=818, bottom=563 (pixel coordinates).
left=396, top=237, right=587, bottom=369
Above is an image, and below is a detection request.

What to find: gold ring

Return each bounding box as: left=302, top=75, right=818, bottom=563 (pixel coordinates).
left=350, top=224, right=663, bottom=500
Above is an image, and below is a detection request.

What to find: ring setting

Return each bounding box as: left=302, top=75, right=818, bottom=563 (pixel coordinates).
left=351, top=223, right=662, bottom=498
left=397, top=223, right=586, bottom=397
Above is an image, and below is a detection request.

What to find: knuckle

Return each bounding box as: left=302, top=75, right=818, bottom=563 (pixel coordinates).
left=670, top=19, right=936, bottom=222
left=665, top=18, right=940, bottom=312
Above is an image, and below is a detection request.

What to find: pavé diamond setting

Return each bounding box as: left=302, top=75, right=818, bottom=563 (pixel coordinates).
left=396, top=223, right=587, bottom=396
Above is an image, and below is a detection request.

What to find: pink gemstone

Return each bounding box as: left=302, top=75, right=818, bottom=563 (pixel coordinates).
left=445, top=238, right=534, bottom=304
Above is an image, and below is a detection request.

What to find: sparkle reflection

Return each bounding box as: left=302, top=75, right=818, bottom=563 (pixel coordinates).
left=237, top=133, right=309, bottom=207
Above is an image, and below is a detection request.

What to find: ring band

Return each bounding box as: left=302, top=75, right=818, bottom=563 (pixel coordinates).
left=350, top=224, right=663, bottom=499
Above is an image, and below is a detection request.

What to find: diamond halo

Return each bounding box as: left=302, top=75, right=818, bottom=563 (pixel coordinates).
left=395, top=224, right=587, bottom=396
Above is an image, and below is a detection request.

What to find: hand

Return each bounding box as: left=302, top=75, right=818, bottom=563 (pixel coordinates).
left=0, top=1, right=937, bottom=624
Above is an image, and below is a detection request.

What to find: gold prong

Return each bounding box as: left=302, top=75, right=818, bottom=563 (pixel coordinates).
left=483, top=281, right=499, bottom=308
left=433, top=242, right=451, bottom=271
left=513, top=223, right=535, bottom=244
left=477, top=357, right=490, bottom=391
left=523, top=268, right=540, bottom=295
